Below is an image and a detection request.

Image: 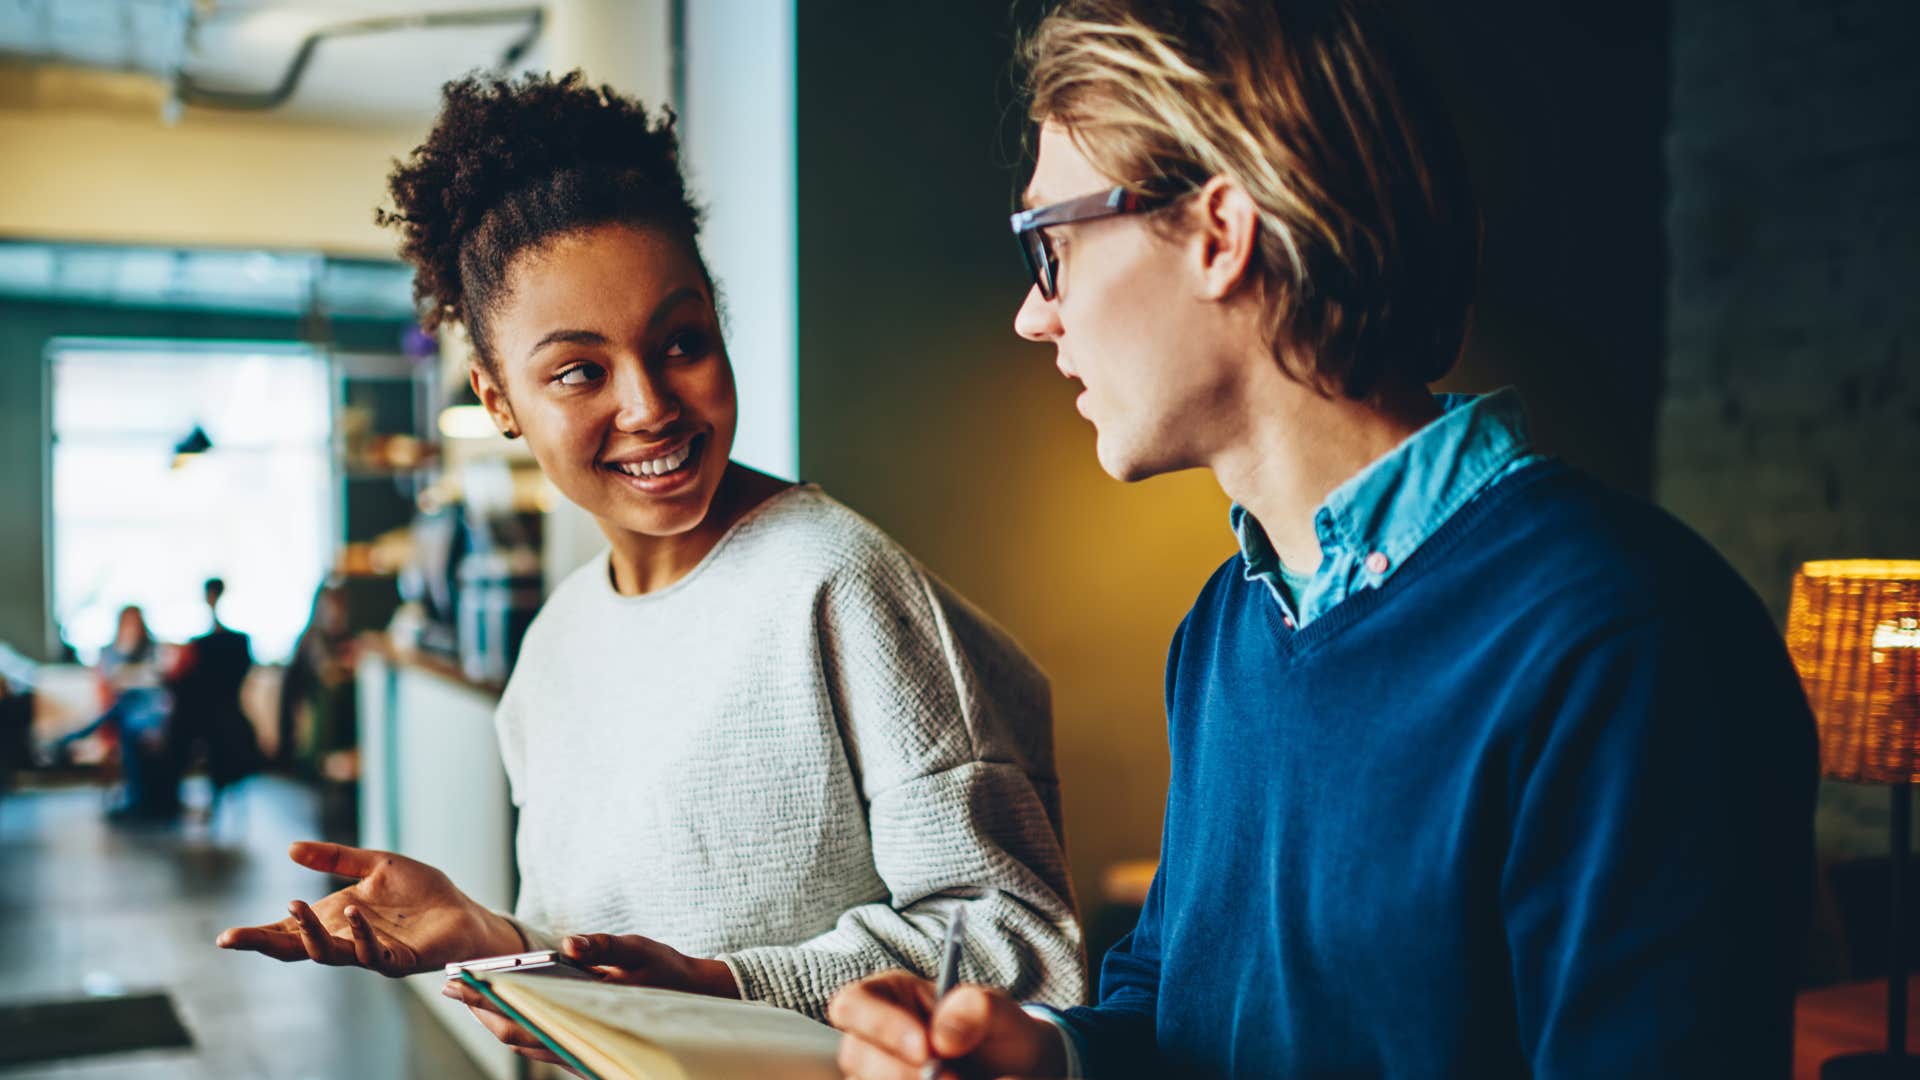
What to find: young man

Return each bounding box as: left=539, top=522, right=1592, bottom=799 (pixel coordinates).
left=830, top=0, right=1817, bottom=1076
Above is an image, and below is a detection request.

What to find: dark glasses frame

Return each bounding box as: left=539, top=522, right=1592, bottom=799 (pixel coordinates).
left=1009, top=186, right=1174, bottom=300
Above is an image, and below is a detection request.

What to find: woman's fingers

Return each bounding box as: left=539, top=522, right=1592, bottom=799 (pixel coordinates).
left=289, top=900, right=335, bottom=962
left=286, top=840, right=387, bottom=880
left=214, top=924, right=309, bottom=962
left=344, top=906, right=379, bottom=969
left=440, top=979, right=505, bottom=1017
left=216, top=918, right=297, bottom=952
left=560, top=933, right=616, bottom=961
left=289, top=899, right=349, bottom=965
left=565, top=933, right=664, bottom=982
left=343, top=906, right=401, bottom=975
left=348, top=905, right=427, bottom=973
left=465, top=1001, right=549, bottom=1052
left=510, top=1045, right=566, bottom=1066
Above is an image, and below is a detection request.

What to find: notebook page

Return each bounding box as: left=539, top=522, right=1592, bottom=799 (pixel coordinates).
left=488, top=974, right=841, bottom=1080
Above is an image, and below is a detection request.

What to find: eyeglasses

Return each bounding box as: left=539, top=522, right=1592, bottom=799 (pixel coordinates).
left=1009, top=185, right=1174, bottom=300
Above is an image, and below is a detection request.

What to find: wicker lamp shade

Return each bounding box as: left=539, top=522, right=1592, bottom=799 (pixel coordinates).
left=1786, top=560, right=1920, bottom=784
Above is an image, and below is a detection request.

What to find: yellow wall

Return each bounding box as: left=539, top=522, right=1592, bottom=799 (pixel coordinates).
left=0, top=65, right=413, bottom=257
left=794, top=7, right=1239, bottom=913
left=804, top=328, right=1236, bottom=910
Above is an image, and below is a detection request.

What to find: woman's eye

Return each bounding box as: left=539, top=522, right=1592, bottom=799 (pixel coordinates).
left=555, top=362, right=603, bottom=386
left=664, top=330, right=709, bottom=360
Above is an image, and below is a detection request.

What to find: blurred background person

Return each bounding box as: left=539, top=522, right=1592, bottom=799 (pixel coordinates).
left=49, top=604, right=178, bottom=822
left=276, top=580, right=358, bottom=777
left=166, top=577, right=263, bottom=820
left=0, top=642, right=35, bottom=799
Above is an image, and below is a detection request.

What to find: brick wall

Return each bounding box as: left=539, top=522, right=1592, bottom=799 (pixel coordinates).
left=1664, top=0, right=1920, bottom=857
left=1664, top=0, right=1920, bottom=618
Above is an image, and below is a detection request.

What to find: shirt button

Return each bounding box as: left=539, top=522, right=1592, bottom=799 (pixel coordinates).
left=1365, top=551, right=1390, bottom=574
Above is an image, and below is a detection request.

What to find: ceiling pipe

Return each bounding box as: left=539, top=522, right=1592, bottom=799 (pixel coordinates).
left=0, top=0, right=198, bottom=76
left=171, top=5, right=544, bottom=112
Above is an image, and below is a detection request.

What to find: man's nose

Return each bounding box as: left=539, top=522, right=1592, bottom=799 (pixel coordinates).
left=1014, top=284, right=1062, bottom=343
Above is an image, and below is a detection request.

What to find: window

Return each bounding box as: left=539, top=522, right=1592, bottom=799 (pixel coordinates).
left=50, top=340, right=334, bottom=663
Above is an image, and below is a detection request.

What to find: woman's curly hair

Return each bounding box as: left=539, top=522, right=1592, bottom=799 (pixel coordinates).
left=378, top=69, right=703, bottom=369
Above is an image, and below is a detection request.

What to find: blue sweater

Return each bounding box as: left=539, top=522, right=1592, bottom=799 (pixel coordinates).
left=1057, top=462, right=1817, bottom=1078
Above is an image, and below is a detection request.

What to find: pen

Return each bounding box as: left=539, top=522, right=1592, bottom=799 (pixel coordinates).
left=923, top=906, right=968, bottom=1080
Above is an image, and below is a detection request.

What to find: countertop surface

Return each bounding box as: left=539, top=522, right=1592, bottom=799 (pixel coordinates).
left=357, top=632, right=503, bottom=698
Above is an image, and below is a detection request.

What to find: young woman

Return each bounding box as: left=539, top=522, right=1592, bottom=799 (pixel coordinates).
left=217, top=72, right=1085, bottom=1041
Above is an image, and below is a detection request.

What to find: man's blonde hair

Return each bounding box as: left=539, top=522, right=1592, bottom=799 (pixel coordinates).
left=1021, top=0, right=1479, bottom=399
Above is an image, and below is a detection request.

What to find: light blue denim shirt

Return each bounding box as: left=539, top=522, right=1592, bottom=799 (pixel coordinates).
left=1231, top=388, right=1543, bottom=629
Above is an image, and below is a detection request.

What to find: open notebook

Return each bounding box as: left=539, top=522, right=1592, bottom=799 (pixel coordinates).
left=458, top=970, right=842, bottom=1080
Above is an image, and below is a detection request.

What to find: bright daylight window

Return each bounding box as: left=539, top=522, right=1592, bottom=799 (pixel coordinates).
left=50, top=340, right=334, bottom=663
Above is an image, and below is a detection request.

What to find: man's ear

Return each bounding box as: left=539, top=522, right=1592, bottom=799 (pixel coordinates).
left=470, top=363, right=519, bottom=439
left=1191, top=175, right=1261, bottom=301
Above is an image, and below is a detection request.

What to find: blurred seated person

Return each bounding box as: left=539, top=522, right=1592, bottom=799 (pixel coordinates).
left=0, top=646, right=34, bottom=795
left=52, top=605, right=178, bottom=821
left=168, top=578, right=263, bottom=813
left=276, top=582, right=356, bottom=772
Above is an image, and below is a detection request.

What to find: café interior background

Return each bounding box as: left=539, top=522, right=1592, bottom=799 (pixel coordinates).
left=0, top=0, right=1916, bottom=1076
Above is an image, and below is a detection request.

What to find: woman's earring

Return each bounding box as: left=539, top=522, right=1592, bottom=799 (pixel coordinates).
left=501, top=426, right=520, bottom=440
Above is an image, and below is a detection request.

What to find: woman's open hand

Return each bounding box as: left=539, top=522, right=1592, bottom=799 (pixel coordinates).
left=215, top=841, right=525, bottom=976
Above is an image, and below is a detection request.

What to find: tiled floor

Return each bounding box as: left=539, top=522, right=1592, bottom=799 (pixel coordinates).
left=0, top=777, right=485, bottom=1079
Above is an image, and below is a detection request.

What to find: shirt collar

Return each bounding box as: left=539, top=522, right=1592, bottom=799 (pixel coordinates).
left=1317, top=388, right=1533, bottom=569
left=1230, top=388, right=1535, bottom=602
left=1232, top=501, right=1281, bottom=582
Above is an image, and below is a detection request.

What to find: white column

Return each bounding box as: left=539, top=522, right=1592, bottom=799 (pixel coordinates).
left=679, top=1, right=799, bottom=481
left=542, top=0, right=672, bottom=102
left=538, top=0, right=677, bottom=586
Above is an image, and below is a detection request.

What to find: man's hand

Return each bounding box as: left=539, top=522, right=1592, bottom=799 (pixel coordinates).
left=828, top=971, right=1069, bottom=1080
left=215, top=841, right=525, bottom=976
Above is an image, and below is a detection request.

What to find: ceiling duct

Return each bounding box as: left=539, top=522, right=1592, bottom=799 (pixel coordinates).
left=0, top=0, right=196, bottom=78
left=172, top=5, right=543, bottom=112
left=0, top=2, right=544, bottom=121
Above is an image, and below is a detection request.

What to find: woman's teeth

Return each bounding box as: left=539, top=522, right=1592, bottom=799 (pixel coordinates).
left=612, top=442, right=694, bottom=478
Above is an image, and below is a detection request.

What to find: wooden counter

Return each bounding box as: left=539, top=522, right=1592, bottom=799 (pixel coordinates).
left=356, top=632, right=504, bottom=699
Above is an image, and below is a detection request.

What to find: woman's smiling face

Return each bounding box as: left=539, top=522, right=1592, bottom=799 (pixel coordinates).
left=472, top=222, right=737, bottom=542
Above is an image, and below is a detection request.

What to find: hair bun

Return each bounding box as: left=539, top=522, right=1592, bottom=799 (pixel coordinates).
left=379, top=70, right=701, bottom=365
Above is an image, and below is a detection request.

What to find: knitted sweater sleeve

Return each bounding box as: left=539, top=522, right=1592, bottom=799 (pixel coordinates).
left=715, top=542, right=1089, bottom=1018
